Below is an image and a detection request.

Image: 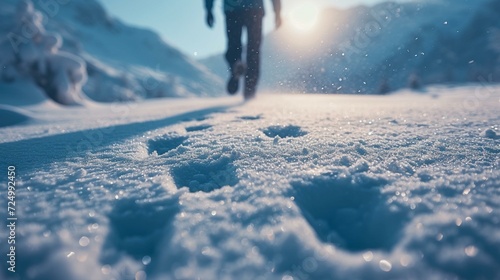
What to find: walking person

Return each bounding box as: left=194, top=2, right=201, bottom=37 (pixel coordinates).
left=205, top=0, right=282, bottom=100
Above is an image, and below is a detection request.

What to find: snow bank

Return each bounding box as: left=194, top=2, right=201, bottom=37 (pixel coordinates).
left=0, top=1, right=87, bottom=105
left=0, top=80, right=49, bottom=106
left=0, top=105, right=32, bottom=127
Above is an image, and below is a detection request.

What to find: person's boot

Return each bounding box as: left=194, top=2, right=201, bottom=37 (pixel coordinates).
left=244, top=79, right=257, bottom=101
left=244, top=89, right=256, bottom=101
left=227, top=61, right=246, bottom=95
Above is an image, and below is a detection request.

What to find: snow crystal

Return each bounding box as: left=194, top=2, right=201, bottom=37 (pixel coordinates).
left=379, top=260, right=392, bottom=272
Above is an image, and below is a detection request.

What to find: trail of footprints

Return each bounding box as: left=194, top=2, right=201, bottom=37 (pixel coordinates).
left=146, top=113, right=404, bottom=253
left=118, top=111, right=405, bottom=273
left=146, top=113, right=308, bottom=193
left=145, top=114, right=407, bottom=253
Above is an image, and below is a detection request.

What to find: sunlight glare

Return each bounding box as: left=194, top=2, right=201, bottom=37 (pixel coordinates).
left=288, top=2, right=321, bottom=32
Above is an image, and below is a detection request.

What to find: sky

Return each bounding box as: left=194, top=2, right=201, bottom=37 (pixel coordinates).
left=99, top=0, right=392, bottom=59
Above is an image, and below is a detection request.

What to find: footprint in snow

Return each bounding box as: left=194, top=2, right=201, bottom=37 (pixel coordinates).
left=262, top=125, right=307, bottom=138
left=291, top=173, right=408, bottom=252
left=185, top=124, right=212, bottom=132
left=147, top=134, right=188, bottom=155
left=170, top=156, right=238, bottom=193
left=182, top=115, right=211, bottom=122
left=238, top=114, right=262, bottom=121
left=100, top=197, right=179, bottom=264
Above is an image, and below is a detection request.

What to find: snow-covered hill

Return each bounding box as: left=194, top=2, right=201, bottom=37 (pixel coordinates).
left=0, top=0, right=223, bottom=104
left=202, top=0, right=500, bottom=94
left=0, top=85, right=499, bottom=279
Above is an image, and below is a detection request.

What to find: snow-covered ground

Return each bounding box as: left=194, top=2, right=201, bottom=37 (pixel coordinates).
left=0, top=86, right=499, bottom=280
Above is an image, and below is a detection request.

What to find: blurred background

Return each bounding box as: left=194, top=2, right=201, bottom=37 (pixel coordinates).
left=100, top=0, right=392, bottom=59
left=0, top=0, right=499, bottom=105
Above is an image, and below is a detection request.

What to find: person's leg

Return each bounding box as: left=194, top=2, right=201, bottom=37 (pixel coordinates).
left=225, top=11, right=245, bottom=94
left=243, top=8, right=264, bottom=99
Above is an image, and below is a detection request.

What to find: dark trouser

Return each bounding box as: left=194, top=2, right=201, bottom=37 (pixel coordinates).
left=225, top=8, right=264, bottom=96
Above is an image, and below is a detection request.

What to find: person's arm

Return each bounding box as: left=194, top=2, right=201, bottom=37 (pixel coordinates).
left=205, top=0, right=215, bottom=28
left=272, top=0, right=282, bottom=29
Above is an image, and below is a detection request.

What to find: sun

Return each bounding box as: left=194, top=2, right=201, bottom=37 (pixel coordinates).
left=287, top=2, right=321, bottom=32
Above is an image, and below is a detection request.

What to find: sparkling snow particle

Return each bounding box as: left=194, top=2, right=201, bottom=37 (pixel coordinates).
left=400, top=255, right=411, bottom=267
left=101, top=265, right=111, bottom=275
left=142, top=255, right=152, bottom=265
left=135, top=270, right=147, bottom=280
left=79, top=236, right=90, bottom=247
left=465, top=246, right=478, bottom=257
left=436, top=233, right=443, bottom=241
left=76, top=168, right=87, bottom=177
left=362, top=251, right=373, bottom=262
left=201, top=247, right=211, bottom=255
left=379, top=260, right=392, bottom=272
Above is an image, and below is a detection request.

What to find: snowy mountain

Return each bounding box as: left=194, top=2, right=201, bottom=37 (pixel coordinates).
left=0, top=0, right=223, bottom=105
left=202, top=0, right=500, bottom=94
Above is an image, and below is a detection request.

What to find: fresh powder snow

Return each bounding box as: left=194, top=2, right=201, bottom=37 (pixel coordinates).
left=0, top=84, right=499, bottom=280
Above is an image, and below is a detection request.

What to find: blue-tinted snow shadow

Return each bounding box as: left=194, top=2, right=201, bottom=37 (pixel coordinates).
left=0, top=105, right=232, bottom=174
left=262, top=125, right=307, bottom=138
left=0, top=105, right=33, bottom=128
left=291, top=173, right=409, bottom=252
left=170, top=155, right=239, bottom=193
left=99, top=196, right=180, bottom=275
left=406, top=215, right=500, bottom=280
left=185, top=124, right=212, bottom=132
left=148, top=134, right=188, bottom=155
